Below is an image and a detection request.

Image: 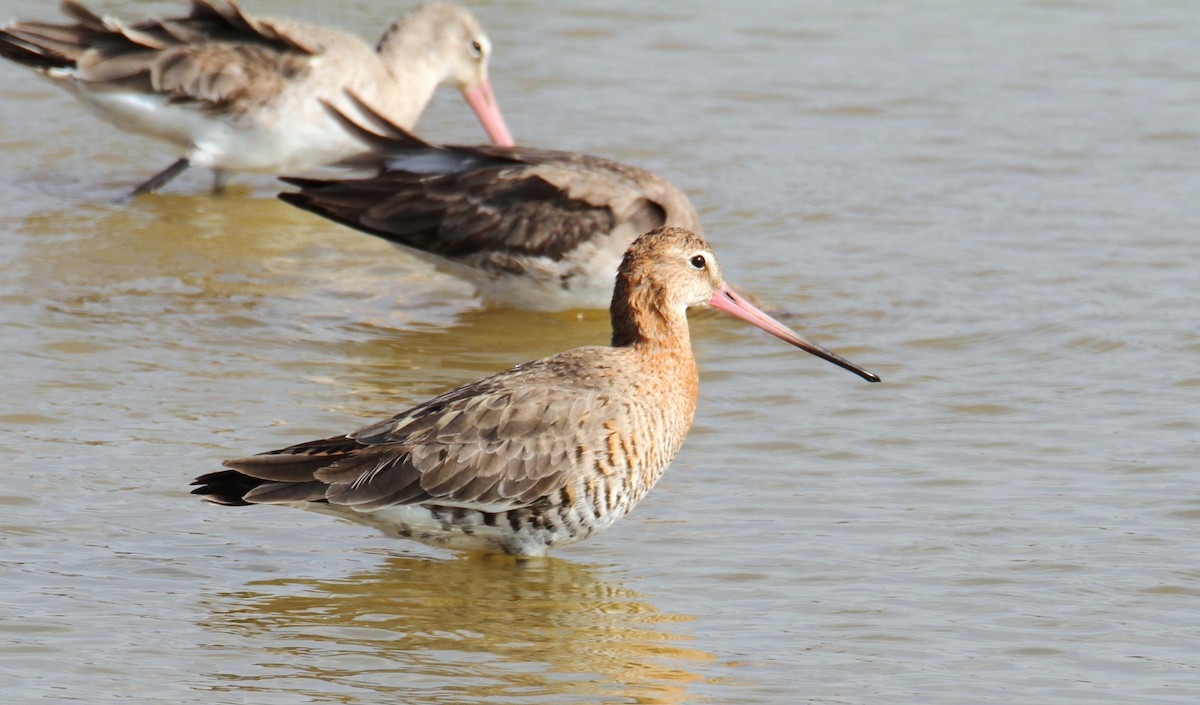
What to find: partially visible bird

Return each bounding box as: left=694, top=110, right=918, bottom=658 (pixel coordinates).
left=0, top=0, right=514, bottom=196
left=278, top=93, right=699, bottom=310
left=192, top=226, right=880, bottom=558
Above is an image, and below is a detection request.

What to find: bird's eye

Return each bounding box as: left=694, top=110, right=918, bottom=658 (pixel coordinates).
left=469, top=39, right=483, bottom=58
left=690, top=255, right=706, bottom=269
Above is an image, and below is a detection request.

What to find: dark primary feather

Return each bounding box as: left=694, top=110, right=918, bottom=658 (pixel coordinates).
left=0, top=0, right=317, bottom=109
left=278, top=95, right=682, bottom=267
left=277, top=147, right=676, bottom=266
left=0, top=20, right=81, bottom=70
left=280, top=167, right=622, bottom=264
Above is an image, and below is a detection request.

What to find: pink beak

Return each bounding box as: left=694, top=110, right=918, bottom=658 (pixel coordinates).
left=462, top=80, right=515, bottom=146
left=707, top=282, right=880, bottom=382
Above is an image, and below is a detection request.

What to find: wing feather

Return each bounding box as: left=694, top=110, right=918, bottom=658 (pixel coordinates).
left=4, top=1, right=320, bottom=108
left=204, top=350, right=634, bottom=512
left=242, top=480, right=327, bottom=504
left=280, top=103, right=698, bottom=266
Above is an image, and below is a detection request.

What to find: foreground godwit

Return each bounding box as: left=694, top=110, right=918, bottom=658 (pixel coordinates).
left=192, top=227, right=880, bottom=557
left=0, top=0, right=514, bottom=196
left=279, top=94, right=698, bottom=310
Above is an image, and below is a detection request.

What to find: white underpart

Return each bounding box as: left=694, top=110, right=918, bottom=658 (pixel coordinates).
left=295, top=502, right=614, bottom=556
left=387, top=221, right=637, bottom=311
left=51, top=76, right=365, bottom=172
left=294, top=496, right=631, bottom=556
left=43, top=53, right=438, bottom=173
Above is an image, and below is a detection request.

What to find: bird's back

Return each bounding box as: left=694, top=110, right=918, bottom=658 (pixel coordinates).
left=196, top=344, right=699, bottom=556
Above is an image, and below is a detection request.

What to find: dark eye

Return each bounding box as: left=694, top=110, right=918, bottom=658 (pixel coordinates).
left=690, top=255, right=706, bottom=269
left=469, top=40, right=483, bottom=58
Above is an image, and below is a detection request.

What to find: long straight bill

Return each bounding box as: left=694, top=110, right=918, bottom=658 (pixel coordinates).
left=707, top=283, right=880, bottom=383
left=462, top=80, right=515, bottom=146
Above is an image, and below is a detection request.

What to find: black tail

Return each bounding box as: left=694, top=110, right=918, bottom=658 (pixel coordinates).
left=277, top=187, right=388, bottom=241
left=0, top=27, right=77, bottom=70
left=190, top=469, right=267, bottom=506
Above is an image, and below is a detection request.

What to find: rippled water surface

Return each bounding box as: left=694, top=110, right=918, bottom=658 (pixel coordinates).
left=1, top=1, right=1197, bottom=703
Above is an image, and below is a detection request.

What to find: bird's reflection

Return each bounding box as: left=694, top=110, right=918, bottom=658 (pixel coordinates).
left=201, top=554, right=712, bottom=704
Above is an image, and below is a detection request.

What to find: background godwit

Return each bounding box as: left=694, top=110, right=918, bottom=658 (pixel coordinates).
left=192, top=226, right=879, bottom=557
left=279, top=95, right=699, bottom=310
left=0, top=0, right=514, bottom=196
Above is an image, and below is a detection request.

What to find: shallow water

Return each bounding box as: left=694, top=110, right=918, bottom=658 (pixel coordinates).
left=1, top=0, right=1198, bottom=703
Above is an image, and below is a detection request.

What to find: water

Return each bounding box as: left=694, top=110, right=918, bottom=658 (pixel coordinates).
left=1, top=1, right=1197, bottom=703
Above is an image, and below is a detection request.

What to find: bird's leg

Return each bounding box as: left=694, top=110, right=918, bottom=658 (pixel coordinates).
left=129, top=157, right=191, bottom=197
left=210, top=168, right=228, bottom=195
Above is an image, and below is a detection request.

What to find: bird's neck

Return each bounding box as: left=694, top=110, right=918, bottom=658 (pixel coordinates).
left=610, top=275, right=695, bottom=359
left=375, top=24, right=446, bottom=117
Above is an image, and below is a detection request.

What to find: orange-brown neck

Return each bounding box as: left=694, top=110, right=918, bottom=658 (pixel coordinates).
left=609, top=268, right=699, bottom=427
left=610, top=266, right=690, bottom=351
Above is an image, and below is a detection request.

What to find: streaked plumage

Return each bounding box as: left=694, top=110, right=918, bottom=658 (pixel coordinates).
left=192, top=226, right=880, bottom=557
left=278, top=94, right=698, bottom=310
left=0, top=0, right=514, bottom=195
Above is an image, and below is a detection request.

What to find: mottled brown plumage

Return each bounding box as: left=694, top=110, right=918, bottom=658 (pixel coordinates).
left=278, top=95, right=698, bottom=310
left=0, top=1, right=513, bottom=195
left=192, top=227, right=879, bottom=557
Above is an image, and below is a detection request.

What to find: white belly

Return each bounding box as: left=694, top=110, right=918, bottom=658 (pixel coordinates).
left=56, top=75, right=366, bottom=172
left=296, top=501, right=616, bottom=557
left=388, top=238, right=627, bottom=311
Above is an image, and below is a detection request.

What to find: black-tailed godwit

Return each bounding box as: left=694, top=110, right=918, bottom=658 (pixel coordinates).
left=192, top=226, right=880, bottom=557
left=0, top=1, right=514, bottom=196
left=278, top=94, right=698, bottom=310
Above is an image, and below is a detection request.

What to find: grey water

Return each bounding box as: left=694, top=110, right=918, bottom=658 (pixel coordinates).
left=0, top=0, right=1197, bottom=703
